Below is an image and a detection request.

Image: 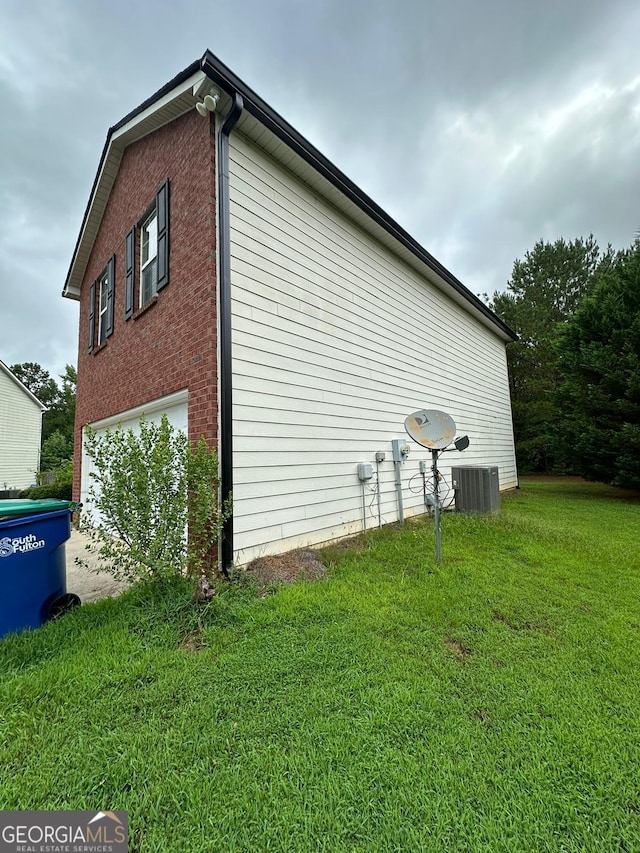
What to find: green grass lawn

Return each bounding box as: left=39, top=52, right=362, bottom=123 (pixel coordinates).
left=1, top=479, right=639, bottom=852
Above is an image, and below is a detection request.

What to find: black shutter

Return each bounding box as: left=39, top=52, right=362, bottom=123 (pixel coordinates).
left=105, top=255, right=115, bottom=338
left=125, top=227, right=135, bottom=319
left=156, top=179, right=169, bottom=291
left=88, top=281, right=96, bottom=353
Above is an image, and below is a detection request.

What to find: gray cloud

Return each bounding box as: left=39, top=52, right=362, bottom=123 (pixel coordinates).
left=1, top=0, right=639, bottom=378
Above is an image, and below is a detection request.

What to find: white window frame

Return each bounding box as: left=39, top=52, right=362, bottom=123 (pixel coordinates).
left=98, top=269, right=109, bottom=344
left=140, top=209, right=158, bottom=307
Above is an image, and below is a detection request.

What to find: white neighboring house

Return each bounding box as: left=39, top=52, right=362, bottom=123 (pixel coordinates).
left=0, top=361, right=46, bottom=491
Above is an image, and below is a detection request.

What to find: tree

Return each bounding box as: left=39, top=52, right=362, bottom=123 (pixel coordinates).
left=42, top=364, right=76, bottom=445
left=555, top=241, right=640, bottom=490
left=10, top=362, right=59, bottom=408
left=487, top=236, right=612, bottom=472
left=40, top=429, right=74, bottom=472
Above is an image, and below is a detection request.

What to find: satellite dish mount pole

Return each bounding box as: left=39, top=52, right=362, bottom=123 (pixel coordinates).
left=404, top=408, right=468, bottom=565
left=431, top=448, right=442, bottom=564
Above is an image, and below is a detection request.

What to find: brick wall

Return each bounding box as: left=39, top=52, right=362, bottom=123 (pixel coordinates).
left=73, top=109, right=217, bottom=500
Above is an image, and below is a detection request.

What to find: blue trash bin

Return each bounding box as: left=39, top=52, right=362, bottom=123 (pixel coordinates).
left=0, top=500, right=79, bottom=639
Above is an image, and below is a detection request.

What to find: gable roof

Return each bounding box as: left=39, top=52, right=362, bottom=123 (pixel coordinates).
left=0, top=361, right=47, bottom=411
left=63, top=50, right=516, bottom=342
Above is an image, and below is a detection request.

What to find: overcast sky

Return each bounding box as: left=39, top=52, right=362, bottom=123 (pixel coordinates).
left=2, top=0, right=639, bottom=381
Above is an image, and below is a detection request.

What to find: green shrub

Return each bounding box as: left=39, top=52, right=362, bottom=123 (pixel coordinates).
left=79, top=415, right=231, bottom=583
left=20, top=458, right=74, bottom=501
left=19, top=483, right=73, bottom=501
left=186, top=435, right=233, bottom=579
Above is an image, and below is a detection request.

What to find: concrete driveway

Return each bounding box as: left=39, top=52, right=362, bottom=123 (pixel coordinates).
left=65, top=528, right=130, bottom=603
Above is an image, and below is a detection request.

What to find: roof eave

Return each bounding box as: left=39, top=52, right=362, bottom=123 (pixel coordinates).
left=62, top=59, right=203, bottom=301
left=63, top=50, right=516, bottom=342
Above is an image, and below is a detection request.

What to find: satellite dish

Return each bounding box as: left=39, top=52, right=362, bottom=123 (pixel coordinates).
left=404, top=409, right=457, bottom=450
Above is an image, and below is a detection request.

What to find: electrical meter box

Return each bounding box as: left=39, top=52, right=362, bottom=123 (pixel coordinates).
left=357, top=462, right=373, bottom=481
left=391, top=439, right=410, bottom=463
left=451, top=466, right=500, bottom=514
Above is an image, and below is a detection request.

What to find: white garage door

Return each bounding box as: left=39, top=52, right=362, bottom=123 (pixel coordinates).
left=80, top=389, right=188, bottom=523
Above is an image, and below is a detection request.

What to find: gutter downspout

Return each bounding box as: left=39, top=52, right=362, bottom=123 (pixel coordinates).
left=218, top=93, right=244, bottom=576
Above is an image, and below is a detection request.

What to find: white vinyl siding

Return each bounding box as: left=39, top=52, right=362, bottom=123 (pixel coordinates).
left=0, top=368, right=44, bottom=490
left=229, top=133, right=517, bottom=562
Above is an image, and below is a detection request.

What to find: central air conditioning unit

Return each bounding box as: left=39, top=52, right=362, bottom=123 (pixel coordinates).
left=451, top=466, right=500, bottom=514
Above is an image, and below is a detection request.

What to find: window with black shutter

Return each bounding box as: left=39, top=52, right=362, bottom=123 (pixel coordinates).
left=97, top=270, right=108, bottom=344
left=98, top=255, right=115, bottom=344
left=128, top=178, right=170, bottom=315
left=88, top=256, right=115, bottom=352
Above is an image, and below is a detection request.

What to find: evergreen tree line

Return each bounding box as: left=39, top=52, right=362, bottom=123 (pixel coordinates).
left=487, top=235, right=640, bottom=490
